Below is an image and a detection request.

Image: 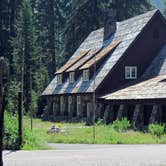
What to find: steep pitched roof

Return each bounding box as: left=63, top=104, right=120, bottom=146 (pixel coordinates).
left=101, top=76, right=166, bottom=101
left=101, top=42, right=166, bottom=101
left=42, top=10, right=158, bottom=96
left=55, top=50, right=89, bottom=74
left=80, top=40, right=121, bottom=70
left=143, top=44, right=166, bottom=78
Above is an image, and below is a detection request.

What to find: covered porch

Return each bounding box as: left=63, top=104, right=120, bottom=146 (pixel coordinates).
left=100, top=76, right=166, bottom=128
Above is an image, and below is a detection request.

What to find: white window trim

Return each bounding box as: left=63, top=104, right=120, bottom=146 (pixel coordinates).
left=69, top=72, right=75, bottom=83
left=83, top=69, right=89, bottom=81
left=125, top=66, right=137, bottom=79
left=57, top=74, right=62, bottom=85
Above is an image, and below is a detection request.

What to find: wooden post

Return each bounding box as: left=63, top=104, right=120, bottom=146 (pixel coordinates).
left=87, top=102, right=93, bottom=126
left=0, top=57, right=7, bottom=166
left=132, top=104, right=144, bottom=128
left=104, top=105, right=114, bottom=124
left=117, top=104, right=127, bottom=120
left=77, top=96, right=83, bottom=119
left=18, top=83, right=23, bottom=147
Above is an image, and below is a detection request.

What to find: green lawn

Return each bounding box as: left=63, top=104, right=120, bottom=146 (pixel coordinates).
left=22, top=117, right=166, bottom=150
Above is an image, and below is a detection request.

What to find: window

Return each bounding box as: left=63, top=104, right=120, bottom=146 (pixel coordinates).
left=69, top=72, right=75, bottom=83
left=125, top=66, right=137, bottom=79
left=83, top=69, right=89, bottom=81
left=57, top=74, right=62, bottom=85
left=77, top=96, right=81, bottom=104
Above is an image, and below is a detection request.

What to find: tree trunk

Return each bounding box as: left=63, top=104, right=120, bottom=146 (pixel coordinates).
left=18, top=86, right=23, bottom=147
left=0, top=57, right=7, bottom=166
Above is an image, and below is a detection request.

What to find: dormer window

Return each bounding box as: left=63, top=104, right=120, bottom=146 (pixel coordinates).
left=69, top=72, right=75, bottom=83
left=125, top=66, right=137, bottom=79
left=83, top=69, right=89, bottom=81
left=57, top=74, right=62, bottom=85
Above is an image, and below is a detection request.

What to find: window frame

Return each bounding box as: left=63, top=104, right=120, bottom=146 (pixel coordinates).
left=125, top=66, right=137, bottom=80
left=69, top=72, right=75, bottom=83
left=57, top=74, right=62, bottom=85
left=83, top=69, right=89, bottom=81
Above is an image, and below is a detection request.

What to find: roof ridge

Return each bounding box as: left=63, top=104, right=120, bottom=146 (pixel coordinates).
left=91, top=10, right=158, bottom=35
left=119, top=9, right=158, bottom=24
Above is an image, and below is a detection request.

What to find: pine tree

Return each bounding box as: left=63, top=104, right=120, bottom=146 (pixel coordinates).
left=12, top=0, right=41, bottom=113
left=62, top=0, right=152, bottom=60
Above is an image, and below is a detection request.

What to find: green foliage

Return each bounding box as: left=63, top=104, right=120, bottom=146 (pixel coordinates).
left=25, top=118, right=166, bottom=145
left=4, top=112, right=48, bottom=150
left=96, top=119, right=104, bottom=126
left=11, top=0, right=47, bottom=114
left=62, top=0, right=152, bottom=60
left=6, top=80, right=19, bottom=114
left=112, top=118, right=130, bottom=132
left=148, top=123, right=165, bottom=137
left=4, top=113, right=19, bottom=150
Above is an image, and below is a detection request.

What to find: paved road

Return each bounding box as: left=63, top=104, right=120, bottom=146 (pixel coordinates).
left=4, top=144, right=166, bottom=166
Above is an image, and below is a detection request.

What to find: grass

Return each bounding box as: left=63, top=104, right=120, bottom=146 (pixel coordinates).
left=21, top=117, right=166, bottom=150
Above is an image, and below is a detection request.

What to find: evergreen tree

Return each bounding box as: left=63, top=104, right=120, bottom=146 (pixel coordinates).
left=164, top=0, right=166, bottom=16
left=12, top=0, right=47, bottom=113
left=62, top=0, right=152, bottom=60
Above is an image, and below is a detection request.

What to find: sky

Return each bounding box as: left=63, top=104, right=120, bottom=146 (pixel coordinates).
left=152, top=0, right=164, bottom=12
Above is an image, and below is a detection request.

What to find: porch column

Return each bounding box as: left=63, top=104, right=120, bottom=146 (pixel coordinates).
left=149, top=104, right=162, bottom=124
left=104, top=105, right=114, bottom=124
left=86, top=102, right=93, bottom=125
left=60, top=96, right=68, bottom=116
left=53, top=97, right=60, bottom=116
left=42, top=97, right=52, bottom=120
left=97, top=103, right=104, bottom=119
left=117, top=104, right=127, bottom=120
left=132, top=104, right=144, bottom=128
left=68, top=96, right=77, bottom=118
left=77, top=96, right=83, bottom=119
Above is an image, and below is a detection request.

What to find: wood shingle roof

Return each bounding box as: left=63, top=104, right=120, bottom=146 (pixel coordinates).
left=42, top=10, right=158, bottom=96
left=55, top=50, right=89, bottom=74
left=101, top=76, right=166, bottom=101
left=79, top=40, right=121, bottom=70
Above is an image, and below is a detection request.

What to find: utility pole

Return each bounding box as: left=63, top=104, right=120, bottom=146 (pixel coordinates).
left=0, top=57, right=7, bottom=166
left=18, top=83, right=23, bottom=147
left=29, top=67, right=33, bottom=131
left=93, top=52, right=97, bottom=143
left=18, top=42, right=24, bottom=147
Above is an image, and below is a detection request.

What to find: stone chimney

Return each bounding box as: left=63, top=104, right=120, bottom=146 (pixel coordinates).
left=104, top=0, right=117, bottom=40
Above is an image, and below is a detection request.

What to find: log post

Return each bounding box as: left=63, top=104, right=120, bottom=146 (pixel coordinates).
left=60, top=96, right=67, bottom=116
left=104, top=105, right=114, bottom=124
left=132, top=104, right=144, bottom=128
left=0, top=57, right=7, bottom=166
left=53, top=97, right=60, bottom=117
left=68, top=96, right=76, bottom=118
left=117, top=104, right=127, bottom=120
left=149, top=104, right=161, bottom=124
left=18, top=83, right=23, bottom=147
left=86, top=102, right=93, bottom=125
left=77, top=96, right=83, bottom=119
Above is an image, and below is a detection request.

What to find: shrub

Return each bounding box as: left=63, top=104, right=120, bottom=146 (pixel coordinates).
left=148, top=123, right=165, bottom=137
left=4, top=112, right=47, bottom=150
left=4, top=113, right=19, bottom=150
left=96, top=119, right=104, bottom=126
left=112, top=118, right=130, bottom=132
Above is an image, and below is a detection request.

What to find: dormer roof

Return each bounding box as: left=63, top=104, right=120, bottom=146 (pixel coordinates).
left=42, top=10, right=159, bottom=96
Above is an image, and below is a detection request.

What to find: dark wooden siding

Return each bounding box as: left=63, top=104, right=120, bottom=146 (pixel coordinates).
left=96, top=13, right=166, bottom=96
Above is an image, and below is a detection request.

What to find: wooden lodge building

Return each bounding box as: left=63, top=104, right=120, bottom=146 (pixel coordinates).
left=42, top=9, right=166, bottom=127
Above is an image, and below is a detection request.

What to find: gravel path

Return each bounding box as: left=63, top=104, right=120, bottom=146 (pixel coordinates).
left=4, top=144, right=166, bottom=166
